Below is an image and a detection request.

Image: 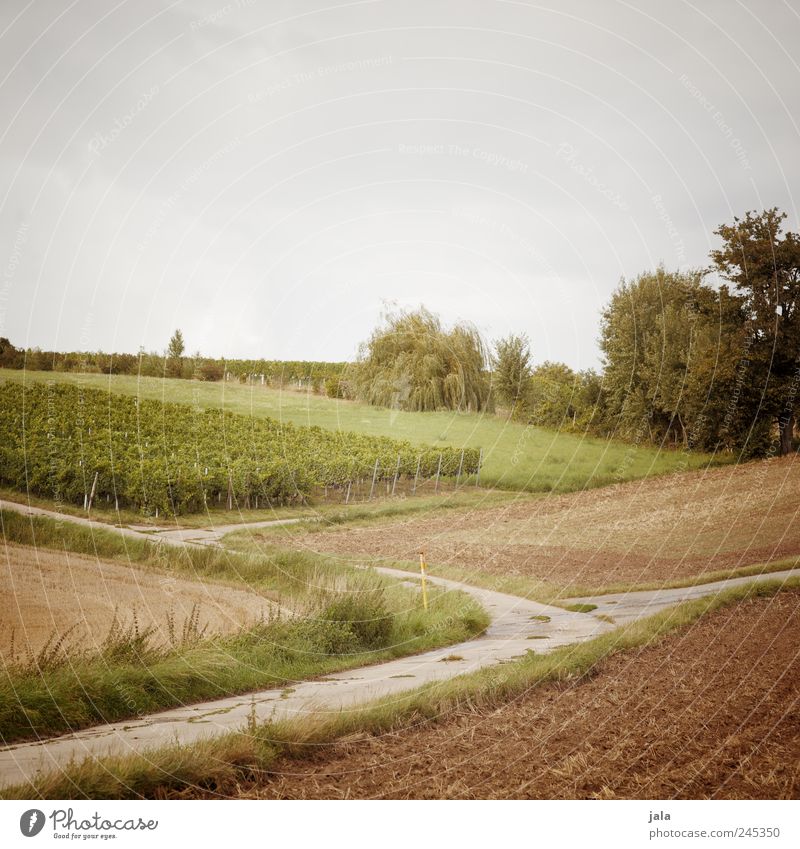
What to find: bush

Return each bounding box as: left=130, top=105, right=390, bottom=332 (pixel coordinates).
left=318, top=584, right=393, bottom=651
left=325, top=376, right=345, bottom=398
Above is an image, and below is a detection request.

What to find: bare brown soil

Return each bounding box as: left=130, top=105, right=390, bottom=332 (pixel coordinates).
left=0, top=543, right=278, bottom=660
left=246, top=590, right=800, bottom=799
left=277, top=456, right=800, bottom=591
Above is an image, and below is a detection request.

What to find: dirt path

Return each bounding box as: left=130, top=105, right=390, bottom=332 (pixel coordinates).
left=246, top=590, right=800, bottom=800
left=0, top=562, right=611, bottom=789
left=1, top=496, right=798, bottom=791
left=0, top=498, right=308, bottom=546
left=132, top=516, right=310, bottom=547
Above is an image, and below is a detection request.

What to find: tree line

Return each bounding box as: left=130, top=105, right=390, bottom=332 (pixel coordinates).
left=491, top=208, right=800, bottom=457
left=3, top=206, right=797, bottom=458
left=354, top=208, right=799, bottom=458
left=0, top=330, right=347, bottom=394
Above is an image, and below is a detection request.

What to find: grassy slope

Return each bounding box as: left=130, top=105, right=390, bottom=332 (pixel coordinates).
left=0, top=369, right=720, bottom=494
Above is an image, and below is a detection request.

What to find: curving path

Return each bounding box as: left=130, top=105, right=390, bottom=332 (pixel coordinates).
left=0, top=498, right=310, bottom=544
left=1, top=497, right=798, bottom=790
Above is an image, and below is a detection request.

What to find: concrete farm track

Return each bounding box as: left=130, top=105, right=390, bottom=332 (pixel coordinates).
left=1, top=497, right=798, bottom=789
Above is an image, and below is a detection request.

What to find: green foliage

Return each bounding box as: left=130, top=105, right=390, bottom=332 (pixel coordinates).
left=508, top=362, right=605, bottom=433
left=492, top=333, right=532, bottom=415
left=325, top=375, right=347, bottom=398
left=601, top=267, right=701, bottom=444
left=356, top=307, right=492, bottom=412
left=197, top=360, right=224, bottom=381
left=711, top=208, right=800, bottom=454
left=0, top=381, right=479, bottom=515
left=562, top=603, right=598, bottom=613
left=0, top=336, right=347, bottom=394
left=166, top=329, right=185, bottom=360
left=0, top=338, right=23, bottom=369
left=165, top=329, right=185, bottom=378
left=526, top=362, right=577, bottom=428
left=598, top=267, right=755, bottom=451
left=1, top=368, right=717, bottom=494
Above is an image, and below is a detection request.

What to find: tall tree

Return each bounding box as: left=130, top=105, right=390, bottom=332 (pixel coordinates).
left=527, top=361, right=579, bottom=428
left=166, top=329, right=185, bottom=378
left=492, top=334, right=532, bottom=416
left=600, top=268, right=709, bottom=445
left=710, top=209, right=800, bottom=454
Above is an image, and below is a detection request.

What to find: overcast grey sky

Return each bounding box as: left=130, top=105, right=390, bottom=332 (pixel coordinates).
left=1, top=0, right=798, bottom=368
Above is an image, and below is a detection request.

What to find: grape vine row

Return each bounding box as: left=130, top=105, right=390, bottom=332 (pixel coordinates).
left=0, top=382, right=480, bottom=515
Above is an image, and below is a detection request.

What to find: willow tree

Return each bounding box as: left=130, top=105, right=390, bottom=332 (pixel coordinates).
left=356, top=307, right=492, bottom=412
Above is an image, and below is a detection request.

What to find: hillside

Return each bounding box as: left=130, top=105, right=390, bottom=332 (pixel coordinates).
left=0, top=369, right=719, bottom=495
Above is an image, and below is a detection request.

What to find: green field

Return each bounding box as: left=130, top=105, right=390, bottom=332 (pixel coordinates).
left=1, top=369, right=721, bottom=493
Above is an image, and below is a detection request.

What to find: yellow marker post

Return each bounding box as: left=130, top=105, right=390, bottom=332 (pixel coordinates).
left=419, top=549, right=429, bottom=611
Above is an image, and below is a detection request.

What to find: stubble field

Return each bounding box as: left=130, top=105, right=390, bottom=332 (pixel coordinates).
left=0, top=543, right=279, bottom=661
left=241, top=589, right=800, bottom=800
left=251, top=455, right=800, bottom=596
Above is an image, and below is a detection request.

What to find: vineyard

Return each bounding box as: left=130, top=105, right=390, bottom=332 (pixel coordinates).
left=0, top=381, right=480, bottom=516
left=0, top=339, right=347, bottom=390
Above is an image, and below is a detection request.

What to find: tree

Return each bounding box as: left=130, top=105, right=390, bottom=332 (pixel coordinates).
left=167, top=329, right=185, bottom=359
left=355, top=307, right=492, bottom=412
left=527, top=361, right=579, bottom=428
left=197, top=360, right=224, bottom=382
left=600, top=267, right=715, bottom=446
left=27, top=347, right=54, bottom=371
left=679, top=283, right=754, bottom=453
left=492, top=334, right=532, bottom=416
left=166, top=329, right=185, bottom=378
left=710, top=208, right=800, bottom=454
left=575, top=369, right=607, bottom=430
left=0, top=338, right=22, bottom=368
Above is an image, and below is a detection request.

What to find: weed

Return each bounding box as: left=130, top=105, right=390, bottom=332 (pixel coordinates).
left=0, top=570, right=488, bottom=743
left=595, top=614, right=616, bottom=625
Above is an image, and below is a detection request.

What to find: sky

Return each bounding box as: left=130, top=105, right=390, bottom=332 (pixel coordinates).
left=1, top=0, right=799, bottom=369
